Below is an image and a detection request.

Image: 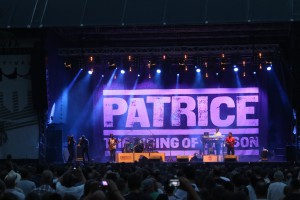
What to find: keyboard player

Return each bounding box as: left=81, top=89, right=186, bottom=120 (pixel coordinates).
left=211, top=128, right=222, bottom=155
left=213, top=128, right=222, bottom=137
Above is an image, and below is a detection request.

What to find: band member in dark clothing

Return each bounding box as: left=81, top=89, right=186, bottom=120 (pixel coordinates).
left=225, top=132, right=236, bottom=155
left=79, top=135, right=90, bottom=163
left=67, top=135, right=76, bottom=164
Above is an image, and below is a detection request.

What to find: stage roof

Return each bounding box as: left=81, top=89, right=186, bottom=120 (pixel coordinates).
left=0, top=0, right=299, bottom=28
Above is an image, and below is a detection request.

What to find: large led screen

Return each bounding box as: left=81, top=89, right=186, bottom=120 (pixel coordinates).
left=102, top=87, right=262, bottom=156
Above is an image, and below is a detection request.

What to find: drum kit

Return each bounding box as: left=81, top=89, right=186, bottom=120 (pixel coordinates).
left=122, top=137, right=155, bottom=153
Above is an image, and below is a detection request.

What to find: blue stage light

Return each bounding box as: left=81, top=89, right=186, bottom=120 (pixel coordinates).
left=233, top=65, right=239, bottom=72
left=88, top=69, right=93, bottom=74
left=121, top=69, right=125, bottom=74
left=267, top=65, right=272, bottom=71
left=177, top=73, right=179, bottom=76
left=156, top=69, right=161, bottom=74
left=196, top=68, right=201, bottom=73
left=137, top=74, right=140, bottom=77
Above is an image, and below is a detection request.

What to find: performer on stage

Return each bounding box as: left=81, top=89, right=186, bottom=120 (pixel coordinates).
left=225, top=132, right=236, bottom=155
left=79, top=135, right=90, bottom=164
left=67, top=135, right=76, bottom=164
left=213, top=128, right=222, bottom=155
left=213, top=128, right=222, bottom=137
left=108, top=133, right=118, bottom=162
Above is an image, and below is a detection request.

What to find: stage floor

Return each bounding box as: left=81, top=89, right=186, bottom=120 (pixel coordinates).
left=114, top=153, right=284, bottom=163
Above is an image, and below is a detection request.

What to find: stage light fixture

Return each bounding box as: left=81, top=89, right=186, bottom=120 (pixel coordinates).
left=242, top=60, right=246, bottom=77
left=267, top=65, right=272, bottom=71
left=194, top=65, right=201, bottom=72
left=156, top=69, right=161, bottom=74
left=216, top=73, right=219, bottom=76
left=179, top=54, right=187, bottom=66
left=64, top=61, right=72, bottom=69
left=101, top=75, right=104, bottom=77
left=178, top=59, right=185, bottom=66
left=137, top=74, right=140, bottom=77
left=148, top=60, right=156, bottom=68
left=205, top=62, right=208, bottom=78
left=108, top=60, right=116, bottom=69
left=233, top=65, right=239, bottom=72
left=220, top=53, right=227, bottom=69
left=88, top=68, right=93, bottom=75
left=177, top=73, right=179, bottom=76
left=253, top=71, right=257, bottom=75
left=120, top=69, right=125, bottom=74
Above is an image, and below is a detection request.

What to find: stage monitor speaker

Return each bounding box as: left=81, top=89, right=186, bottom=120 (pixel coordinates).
left=224, top=155, right=237, bottom=162
left=286, top=145, right=297, bottom=161
left=76, top=146, right=83, bottom=161
left=176, top=156, right=189, bottom=162
left=149, top=155, right=161, bottom=162
left=46, top=129, right=63, bottom=163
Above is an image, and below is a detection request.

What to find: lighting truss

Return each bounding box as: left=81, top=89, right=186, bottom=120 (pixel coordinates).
left=58, top=44, right=279, bottom=57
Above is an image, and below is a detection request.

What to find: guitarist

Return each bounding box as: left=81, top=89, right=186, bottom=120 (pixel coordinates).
left=225, top=132, right=236, bottom=155
left=108, top=133, right=118, bottom=162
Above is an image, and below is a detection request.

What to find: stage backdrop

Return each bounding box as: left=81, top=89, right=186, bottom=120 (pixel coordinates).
left=99, top=87, right=266, bottom=157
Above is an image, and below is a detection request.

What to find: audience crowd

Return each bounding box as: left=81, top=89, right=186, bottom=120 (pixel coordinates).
left=0, top=154, right=300, bottom=200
